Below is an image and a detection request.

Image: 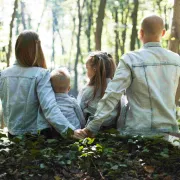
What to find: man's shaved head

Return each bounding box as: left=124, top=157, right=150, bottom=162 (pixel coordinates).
left=50, top=68, right=70, bottom=93
left=141, top=15, right=164, bottom=37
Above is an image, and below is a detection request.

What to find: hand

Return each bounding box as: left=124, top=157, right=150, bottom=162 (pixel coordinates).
left=72, top=128, right=94, bottom=139
left=72, top=129, right=88, bottom=139
left=83, top=128, right=94, bottom=138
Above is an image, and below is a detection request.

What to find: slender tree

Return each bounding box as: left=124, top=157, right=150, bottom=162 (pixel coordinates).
left=86, top=0, right=93, bottom=52
left=168, top=0, right=180, bottom=54
left=68, top=16, right=76, bottom=70
left=20, top=0, right=26, bottom=29
left=74, top=0, right=86, bottom=94
left=95, top=0, right=106, bottom=50
left=119, top=0, right=130, bottom=55
left=130, top=0, right=139, bottom=51
left=114, top=6, right=120, bottom=64
left=37, top=0, right=47, bottom=32
left=6, top=0, right=18, bottom=67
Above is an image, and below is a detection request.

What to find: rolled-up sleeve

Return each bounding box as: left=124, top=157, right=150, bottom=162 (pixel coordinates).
left=37, top=70, right=76, bottom=136
left=87, top=59, right=132, bottom=133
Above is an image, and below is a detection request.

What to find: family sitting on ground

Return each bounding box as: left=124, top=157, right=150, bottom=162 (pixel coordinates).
left=0, top=14, right=180, bottom=139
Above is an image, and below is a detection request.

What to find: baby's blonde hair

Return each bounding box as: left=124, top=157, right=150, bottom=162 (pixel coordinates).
left=50, top=67, right=70, bottom=93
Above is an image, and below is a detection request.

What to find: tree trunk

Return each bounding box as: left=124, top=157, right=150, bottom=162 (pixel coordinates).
left=16, top=11, right=20, bottom=36
left=95, top=0, right=106, bottom=50
left=120, top=0, right=130, bottom=55
left=51, top=11, right=56, bottom=70
left=86, top=0, right=93, bottom=52
left=74, top=0, right=86, bottom=95
left=20, top=0, right=26, bottom=29
left=27, top=14, right=32, bottom=29
left=57, top=29, right=65, bottom=55
left=6, top=0, right=18, bottom=67
left=68, top=16, right=76, bottom=70
left=168, top=0, right=180, bottom=54
left=114, top=8, right=120, bottom=64
left=37, top=0, right=47, bottom=32
left=130, top=0, right=139, bottom=51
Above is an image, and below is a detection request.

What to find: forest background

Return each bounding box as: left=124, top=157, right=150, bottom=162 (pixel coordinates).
left=0, top=0, right=180, bottom=96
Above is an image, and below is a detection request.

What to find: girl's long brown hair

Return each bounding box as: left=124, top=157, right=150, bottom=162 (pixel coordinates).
left=15, top=30, right=47, bottom=68
left=88, top=51, right=116, bottom=100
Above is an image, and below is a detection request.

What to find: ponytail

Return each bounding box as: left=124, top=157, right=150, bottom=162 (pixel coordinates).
left=88, top=51, right=116, bottom=100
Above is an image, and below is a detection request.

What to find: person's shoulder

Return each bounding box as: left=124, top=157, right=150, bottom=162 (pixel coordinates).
left=166, top=49, right=180, bottom=57
left=82, top=85, right=94, bottom=95
left=68, top=95, right=79, bottom=104
left=34, top=67, right=49, bottom=79
left=120, top=51, right=138, bottom=65
left=121, top=50, right=140, bottom=59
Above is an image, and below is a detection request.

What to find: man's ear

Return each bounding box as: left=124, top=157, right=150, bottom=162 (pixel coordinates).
left=161, top=29, right=166, bottom=37
left=68, top=86, right=71, bottom=92
left=138, top=29, right=144, bottom=40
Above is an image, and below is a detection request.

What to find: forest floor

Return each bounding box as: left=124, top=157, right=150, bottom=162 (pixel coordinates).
left=0, top=129, right=180, bottom=180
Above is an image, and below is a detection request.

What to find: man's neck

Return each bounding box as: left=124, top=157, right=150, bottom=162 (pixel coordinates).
left=142, top=39, right=160, bottom=44
left=142, top=36, right=161, bottom=44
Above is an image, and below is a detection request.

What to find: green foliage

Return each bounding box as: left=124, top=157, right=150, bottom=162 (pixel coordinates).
left=0, top=132, right=180, bottom=179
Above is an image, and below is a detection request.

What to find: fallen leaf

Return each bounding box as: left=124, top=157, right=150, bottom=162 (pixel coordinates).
left=143, top=165, right=154, bottom=173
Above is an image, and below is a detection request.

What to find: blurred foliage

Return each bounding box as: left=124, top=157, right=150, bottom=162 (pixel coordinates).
left=0, top=0, right=173, bottom=67
left=0, top=131, right=180, bottom=179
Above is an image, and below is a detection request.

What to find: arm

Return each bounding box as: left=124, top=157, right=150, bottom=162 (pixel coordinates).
left=37, top=70, right=76, bottom=137
left=175, top=78, right=180, bottom=106
left=73, top=99, right=86, bottom=128
left=86, top=59, right=132, bottom=134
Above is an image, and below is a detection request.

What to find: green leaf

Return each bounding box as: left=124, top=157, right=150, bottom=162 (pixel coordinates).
left=66, top=160, right=71, bottom=165
left=78, top=145, right=84, bottom=151
left=119, top=164, right=127, bottom=167
left=0, top=133, right=7, bottom=138
left=142, top=148, right=150, bottom=153
left=111, top=165, right=119, bottom=170
left=47, top=139, right=59, bottom=144
left=40, top=163, right=46, bottom=169
left=160, top=152, right=169, bottom=158
left=54, top=176, right=61, bottom=180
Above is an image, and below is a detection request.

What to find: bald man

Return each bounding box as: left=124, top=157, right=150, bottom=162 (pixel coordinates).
left=74, top=14, right=180, bottom=139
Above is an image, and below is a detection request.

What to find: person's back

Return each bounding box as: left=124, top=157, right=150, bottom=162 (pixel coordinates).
left=0, top=30, right=76, bottom=137
left=123, top=43, right=180, bottom=132
left=55, top=94, right=84, bottom=129
left=77, top=78, right=114, bottom=124
left=73, top=15, right=180, bottom=139
left=0, top=64, right=49, bottom=134
left=50, top=68, right=85, bottom=129
left=77, top=51, right=119, bottom=127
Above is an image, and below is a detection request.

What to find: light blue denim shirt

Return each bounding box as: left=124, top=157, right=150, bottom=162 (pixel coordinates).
left=55, top=93, right=85, bottom=129
left=87, top=42, right=180, bottom=134
left=0, top=62, right=76, bottom=135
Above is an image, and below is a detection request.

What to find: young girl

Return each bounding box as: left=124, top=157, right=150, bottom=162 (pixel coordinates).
left=77, top=51, right=119, bottom=128
left=0, top=30, right=76, bottom=138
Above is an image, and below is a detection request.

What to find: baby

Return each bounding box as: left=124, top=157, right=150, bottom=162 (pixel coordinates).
left=50, top=68, right=85, bottom=130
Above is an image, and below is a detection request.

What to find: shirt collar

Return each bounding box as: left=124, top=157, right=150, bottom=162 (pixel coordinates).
left=55, top=93, right=69, bottom=97
left=143, top=42, right=161, bottom=48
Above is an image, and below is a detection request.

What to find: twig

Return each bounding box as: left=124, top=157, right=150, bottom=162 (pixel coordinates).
left=90, top=158, right=105, bottom=180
